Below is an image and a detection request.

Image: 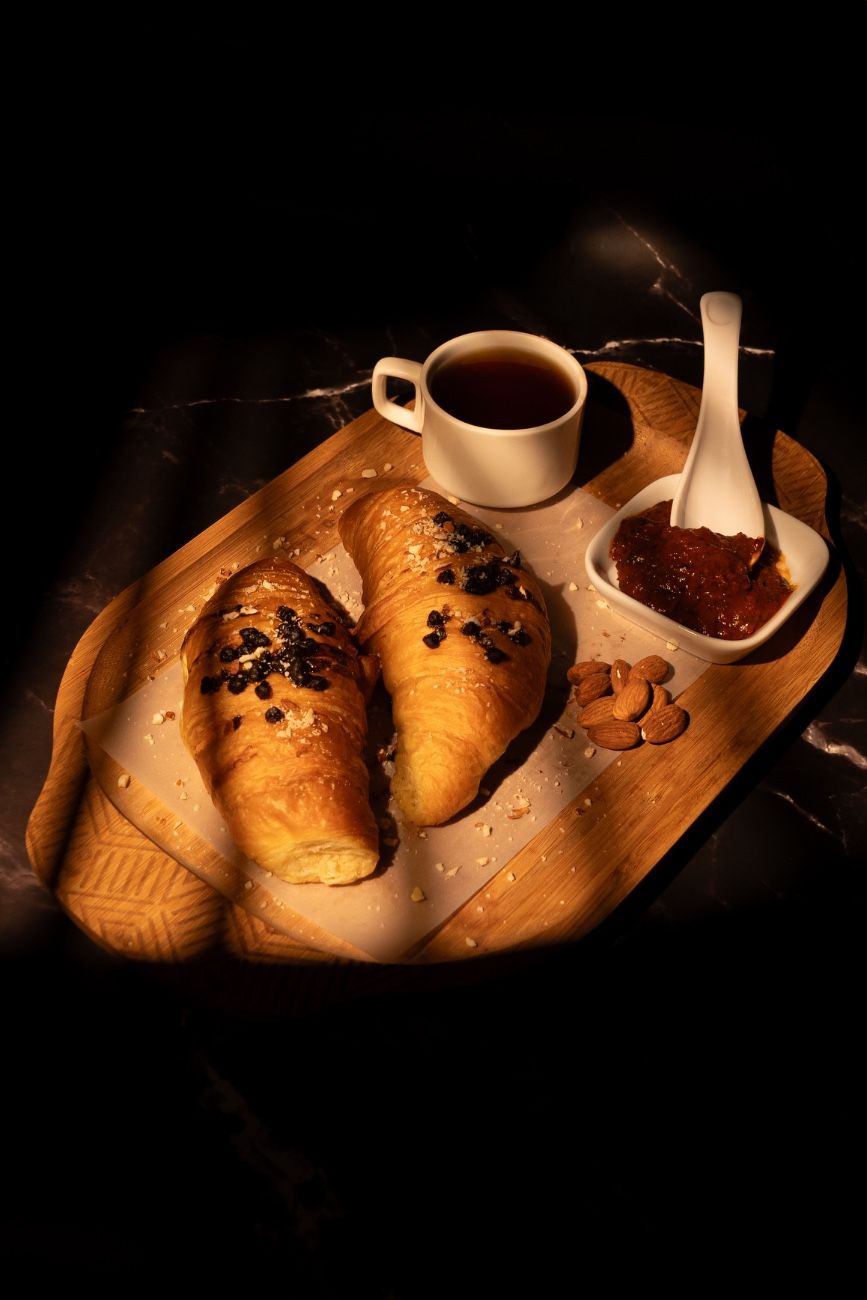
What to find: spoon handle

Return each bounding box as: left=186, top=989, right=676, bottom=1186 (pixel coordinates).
left=670, top=292, right=764, bottom=543
left=696, top=291, right=742, bottom=437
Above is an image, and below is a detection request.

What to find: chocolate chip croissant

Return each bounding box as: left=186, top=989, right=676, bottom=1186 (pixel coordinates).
left=180, top=556, right=379, bottom=885
left=339, top=485, right=552, bottom=825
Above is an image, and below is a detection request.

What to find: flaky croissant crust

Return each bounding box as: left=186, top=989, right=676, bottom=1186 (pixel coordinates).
left=339, top=485, right=552, bottom=825
left=180, top=556, right=379, bottom=885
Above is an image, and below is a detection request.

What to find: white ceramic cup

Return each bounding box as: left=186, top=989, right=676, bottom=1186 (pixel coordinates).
left=371, top=329, right=588, bottom=507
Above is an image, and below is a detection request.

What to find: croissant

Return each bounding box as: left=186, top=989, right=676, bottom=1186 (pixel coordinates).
left=339, top=485, right=552, bottom=825
left=180, top=556, right=379, bottom=885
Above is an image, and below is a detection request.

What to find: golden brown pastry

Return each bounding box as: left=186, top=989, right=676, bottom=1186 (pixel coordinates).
left=180, top=556, right=379, bottom=884
left=339, top=485, right=552, bottom=825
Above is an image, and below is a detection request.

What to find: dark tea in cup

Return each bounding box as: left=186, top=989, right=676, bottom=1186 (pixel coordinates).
left=429, top=347, right=578, bottom=429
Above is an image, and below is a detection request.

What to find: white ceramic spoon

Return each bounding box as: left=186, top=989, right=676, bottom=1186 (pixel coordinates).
left=670, top=291, right=764, bottom=563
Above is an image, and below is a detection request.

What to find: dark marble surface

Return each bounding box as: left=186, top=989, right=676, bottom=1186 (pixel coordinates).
left=3, top=58, right=864, bottom=1289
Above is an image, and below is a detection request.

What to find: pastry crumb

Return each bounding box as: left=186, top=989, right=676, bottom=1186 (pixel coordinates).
left=506, top=871, right=516, bottom=882
left=410, top=885, right=426, bottom=903
left=151, top=711, right=164, bottom=725
left=447, top=495, right=460, bottom=504
left=331, top=489, right=343, bottom=501
left=143, top=734, right=154, bottom=745
left=507, top=796, right=531, bottom=819
left=434, top=862, right=445, bottom=872
left=465, top=936, right=478, bottom=948
left=361, top=468, right=378, bottom=479
left=383, top=462, right=393, bottom=471
left=584, top=746, right=596, bottom=758
left=476, top=856, right=490, bottom=867
left=117, top=773, right=131, bottom=789
left=568, top=581, right=578, bottom=591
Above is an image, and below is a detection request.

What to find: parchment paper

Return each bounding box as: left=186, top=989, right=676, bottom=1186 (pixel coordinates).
left=83, top=480, right=704, bottom=961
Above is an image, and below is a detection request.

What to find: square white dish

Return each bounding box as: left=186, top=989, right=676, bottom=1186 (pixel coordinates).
left=584, top=473, right=830, bottom=665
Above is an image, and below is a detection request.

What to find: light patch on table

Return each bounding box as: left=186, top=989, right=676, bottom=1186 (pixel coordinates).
left=82, top=480, right=704, bottom=962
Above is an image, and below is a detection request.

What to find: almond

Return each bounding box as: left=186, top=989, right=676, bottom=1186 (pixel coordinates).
left=567, top=659, right=612, bottom=684
left=574, top=672, right=612, bottom=707
left=641, top=703, right=688, bottom=744
left=586, top=720, right=641, bottom=750
left=638, top=684, right=671, bottom=724
left=612, top=676, right=651, bottom=720
left=579, top=696, right=616, bottom=728
left=611, top=659, right=631, bottom=693
left=629, top=655, right=670, bottom=684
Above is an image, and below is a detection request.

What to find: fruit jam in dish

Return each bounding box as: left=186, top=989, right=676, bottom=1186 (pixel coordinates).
left=609, top=500, right=792, bottom=641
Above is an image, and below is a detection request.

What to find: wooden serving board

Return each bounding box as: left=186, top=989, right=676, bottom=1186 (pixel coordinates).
left=26, top=363, right=847, bottom=973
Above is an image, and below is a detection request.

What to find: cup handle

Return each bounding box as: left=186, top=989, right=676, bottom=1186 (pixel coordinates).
left=371, top=357, right=423, bottom=434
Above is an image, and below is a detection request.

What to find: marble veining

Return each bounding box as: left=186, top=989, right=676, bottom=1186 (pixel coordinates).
left=194, top=1049, right=343, bottom=1238
left=649, top=274, right=699, bottom=321
left=129, top=375, right=373, bottom=417
left=570, top=338, right=776, bottom=358
left=0, top=833, right=55, bottom=909
left=802, top=721, right=867, bottom=771
left=609, top=208, right=694, bottom=288
left=125, top=331, right=781, bottom=428
left=767, top=786, right=837, bottom=838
